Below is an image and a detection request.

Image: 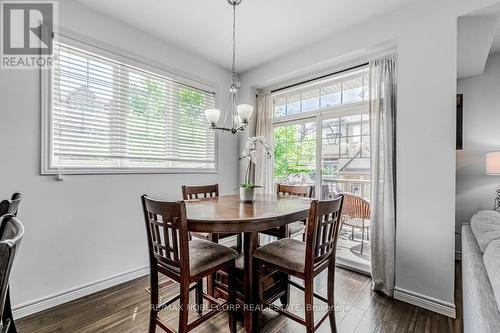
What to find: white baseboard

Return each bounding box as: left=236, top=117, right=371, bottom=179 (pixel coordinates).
left=13, top=266, right=149, bottom=319
left=394, top=287, right=456, bottom=318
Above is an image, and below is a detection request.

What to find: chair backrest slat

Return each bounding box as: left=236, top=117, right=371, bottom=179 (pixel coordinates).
left=276, top=184, right=313, bottom=198
left=182, top=184, right=219, bottom=200
left=305, top=195, right=344, bottom=268
left=141, top=195, right=189, bottom=274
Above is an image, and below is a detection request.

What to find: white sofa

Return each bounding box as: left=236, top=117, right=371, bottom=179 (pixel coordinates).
left=462, top=210, right=500, bottom=333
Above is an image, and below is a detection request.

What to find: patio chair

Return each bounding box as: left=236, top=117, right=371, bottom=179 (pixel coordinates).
left=340, top=193, right=370, bottom=254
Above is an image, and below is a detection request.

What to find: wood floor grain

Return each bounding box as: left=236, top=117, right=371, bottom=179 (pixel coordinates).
left=17, top=263, right=462, bottom=333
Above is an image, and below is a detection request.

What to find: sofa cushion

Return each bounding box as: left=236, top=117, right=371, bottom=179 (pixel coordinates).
left=470, top=210, right=500, bottom=252
left=483, top=239, right=500, bottom=314
left=462, top=224, right=500, bottom=333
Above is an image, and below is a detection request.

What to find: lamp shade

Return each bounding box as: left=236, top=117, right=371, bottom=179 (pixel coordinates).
left=204, top=109, right=221, bottom=124
left=237, top=104, right=254, bottom=123
left=486, top=152, right=500, bottom=175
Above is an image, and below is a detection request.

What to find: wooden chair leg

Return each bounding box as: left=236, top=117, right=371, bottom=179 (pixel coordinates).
left=227, top=261, right=237, bottom=333
left=178, top=284, right=190, bottom=333
left=2, top=287, right=16, bottom=333
left=206, top=275, right=214, bottom=297
left=195, top=279, right=203, bottom=316
left=149, top=270, right=159, bottom=333
left=304, top=276, right=315, bottom=333
left=206, top=234, right=219, bottom=296
left=327, top=261, right=337, bottom=333
left=148, top=310, right=156, bottom=333
left=279, top=273, right=290, bottom=309
left=236, top=233, right=242, bottom=253
left=252, top=258, right=262, bottom=331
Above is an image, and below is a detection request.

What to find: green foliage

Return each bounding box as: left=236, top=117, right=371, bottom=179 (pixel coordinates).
left=128, top=77, right=166, bottom=121
left=127, top=77, right=206, bottom=144
left=273, top=125, right=316, bottom=179
left=127, top=78, right=167, bottom=143
left=178, top=88, right=204, bottom=123
left=177, top=88, right=205, bottom=145
left=237, top=183, right=262, bottom=189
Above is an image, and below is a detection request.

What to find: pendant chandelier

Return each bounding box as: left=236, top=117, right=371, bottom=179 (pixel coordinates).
left=204, top=0, right=253, bottom=134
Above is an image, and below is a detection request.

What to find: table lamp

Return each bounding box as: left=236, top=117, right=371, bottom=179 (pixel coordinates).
left=486, top=152, right=500, bottom=210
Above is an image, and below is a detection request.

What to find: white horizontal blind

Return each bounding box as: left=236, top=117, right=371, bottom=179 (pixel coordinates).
left=50, top=42, right=216, bottom=172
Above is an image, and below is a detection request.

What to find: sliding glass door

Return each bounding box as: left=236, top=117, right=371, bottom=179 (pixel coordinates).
left=271, top=67, right=371, bottom=274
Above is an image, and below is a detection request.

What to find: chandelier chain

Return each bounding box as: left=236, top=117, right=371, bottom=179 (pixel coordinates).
left=204, top=0, right=252, bottom=135
left=232, top=2, right=236, bottom=85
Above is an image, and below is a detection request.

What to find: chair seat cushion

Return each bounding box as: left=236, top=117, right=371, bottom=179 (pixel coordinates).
left=189, top=239, right=238, bottom=276
left=191, top=232, right=239, bottom=240
left=288, top=221, right=305, bottom=236
left=253, top=238, right=306, bottom=273
left=191, top=232, right=210, bottom=239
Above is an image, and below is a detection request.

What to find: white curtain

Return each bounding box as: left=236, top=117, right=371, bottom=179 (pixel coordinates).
left=255, top=93, right=274, bottom=194
left=369, top=54, right=397, bottom=296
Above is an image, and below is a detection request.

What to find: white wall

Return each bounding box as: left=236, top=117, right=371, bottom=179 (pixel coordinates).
left=456, top=52, right=500, bottom=232
left=0, top=0, right=237, bottom=313
left=240, top=0, right=500, bottom=317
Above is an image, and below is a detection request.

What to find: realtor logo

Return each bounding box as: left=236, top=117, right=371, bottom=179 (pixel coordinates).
left=1, top=1, right=58, bottom=69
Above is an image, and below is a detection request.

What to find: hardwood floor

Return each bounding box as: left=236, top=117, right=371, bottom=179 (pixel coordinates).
left=17, top=263, right=462, bottom=333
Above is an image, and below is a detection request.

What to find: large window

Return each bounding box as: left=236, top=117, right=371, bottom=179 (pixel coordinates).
left=272, top=67, right=370, bottom=199
left=42, top=42, right=216, bottom=174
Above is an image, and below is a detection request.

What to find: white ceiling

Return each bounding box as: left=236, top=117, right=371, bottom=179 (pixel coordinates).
left=466, top=2, right=500, bottom=55
left=457, top=16, right=499, bottom=79
left=74, top=0, right=420, bottom=73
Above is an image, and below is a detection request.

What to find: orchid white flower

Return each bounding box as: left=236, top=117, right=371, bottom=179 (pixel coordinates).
left=239, top=136, right=273, bottom=187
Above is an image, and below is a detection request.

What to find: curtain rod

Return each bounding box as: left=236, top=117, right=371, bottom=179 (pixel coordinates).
left=270, top=62, right=369, bottom=94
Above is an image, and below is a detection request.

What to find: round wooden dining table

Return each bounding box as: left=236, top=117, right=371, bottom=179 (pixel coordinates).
left=185, top=194, right=312, bottom=333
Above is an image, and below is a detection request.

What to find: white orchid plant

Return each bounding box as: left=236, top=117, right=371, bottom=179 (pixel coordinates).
left=239, top=136, right=272, bottom=189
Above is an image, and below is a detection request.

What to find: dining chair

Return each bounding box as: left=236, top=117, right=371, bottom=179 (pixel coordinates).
left=181, top=185, right=242, bottom=252
left=340, top=193, right=370, bottom=254
left=141, top=195, right=238, bottom=333
left=0, top=214, right=24, bottom=333
left=0, top=193, right=21, bottom=217
left=0, top=193, right=21, bottom=333
left=253, top=195, right=344, bottom=333
left=261, top=184, right=313, bottom=240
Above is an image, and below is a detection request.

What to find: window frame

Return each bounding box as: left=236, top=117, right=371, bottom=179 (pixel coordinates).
left=41, top=33, right=219, bottom=175
left=271, top=66, right=370, bottom=198
left=271, top=68, right=369, bottom=119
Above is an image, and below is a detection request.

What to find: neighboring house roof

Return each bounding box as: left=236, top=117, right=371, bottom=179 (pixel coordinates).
left=337, top=145, right=370, bottom=172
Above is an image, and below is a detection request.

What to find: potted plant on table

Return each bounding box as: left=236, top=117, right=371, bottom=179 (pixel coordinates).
left=238, top=136, right=272, bottom=202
